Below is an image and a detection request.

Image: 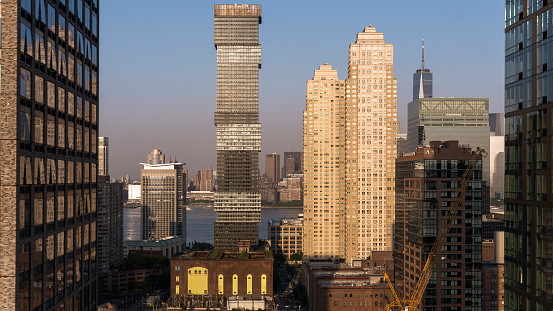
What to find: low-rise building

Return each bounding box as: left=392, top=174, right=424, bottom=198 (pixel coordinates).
left=268, top=215, right=303, bottom=259
left=187, top=191, right=215, bottom=202
left=169, top=251, right=274, bottom=310
left=302, top=260, right=393, bottom=311
left=124, top=236, right=185, bottom=258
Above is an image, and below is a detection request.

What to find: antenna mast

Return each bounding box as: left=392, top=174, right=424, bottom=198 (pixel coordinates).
left=422, top=35, right=425, bottom=70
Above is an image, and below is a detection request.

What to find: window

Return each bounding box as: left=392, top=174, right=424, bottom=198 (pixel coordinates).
left=35, top=0, right=46, bottom=24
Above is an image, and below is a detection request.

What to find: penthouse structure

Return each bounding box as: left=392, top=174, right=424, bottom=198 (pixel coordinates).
left=213, top=4, right=262, bottom=250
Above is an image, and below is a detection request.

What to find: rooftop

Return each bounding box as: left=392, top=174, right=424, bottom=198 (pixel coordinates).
left=125, top=236, right=184, bottom=247
left=174, top=250, right=273, bottom=261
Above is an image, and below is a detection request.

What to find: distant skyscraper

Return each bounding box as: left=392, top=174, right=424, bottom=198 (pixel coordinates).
left=265, top=153, right=281, bottom=183
left=141, top=150, right=186, bottom=242
left=282, top=151, right=303, bottom=177
left=200, top=167, right=214, bottom=191
left=489, top=113, right=505, bottom=198
left=99, top=137, right=109, bottom=176
left=407, top=98, right=490, bottom=212
left=504, top=2, right=553, bottom=309
left=0, top=0, right=100, bottom=309
left=395, top=141, right=483, bottom=310
left=397, top=133, right=407, bottom=157
left=350, top=26, right=398, bottom=256
left=412, top=36, right=433, bottom=100
left=303, top=63, right=357, bottom=261
left=214, top=4, right=262, bottom=250
left=97, top=181, right=124, bottom=273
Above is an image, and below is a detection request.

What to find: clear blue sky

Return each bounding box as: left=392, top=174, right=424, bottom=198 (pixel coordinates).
left=99, top=0, right=505, bottom=180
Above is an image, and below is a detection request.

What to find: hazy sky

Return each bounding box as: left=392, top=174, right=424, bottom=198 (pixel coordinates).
left=99, top=0, right=504, bottom=181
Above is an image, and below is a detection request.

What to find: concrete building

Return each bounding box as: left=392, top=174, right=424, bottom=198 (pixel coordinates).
left=489, top=112, right=505, bottom=198
left=213, top=4, right=262, bottom=250
left=128, top=183, right=142, bottom=201
left=278, top=174, right=303, bottom=202
left=483, top=231, right=505, bottom=311
left=99, top=137, right=109, bottom=176
left=303, top=63, right=357, bottom=261
left=413, top=36, right=433, bottom=100
left=396, top=133, right=407, bottom=157
left=187, top=191, right=215, bottom=202
left=97, top=181, right=124, bottom=273
left=200, top=167, right=214, bottom=191
left=303, top=260, right=393, bottom=311
left=0, top=0, right=100, bottom=309
left=282, top=151, right=303, bottom=177
left=503, top=4, right=553, bottom=299
left=268, top=216, right=303, bottom=259
left=124, top=236, right=185, bottom=258
left=395, top=141, right=483, bottom=310
left=259, top=174, right=278, bottom=203
left=265, top=153, right=281, bottom=183
left=349, top=26, right=398, bottom=256
left=141, top=150, right=186, bottom=242
left=168, top=251, right=273, bottom=309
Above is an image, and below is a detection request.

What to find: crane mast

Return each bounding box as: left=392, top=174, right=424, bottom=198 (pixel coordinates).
left=384, top=147, right=487, bottom=311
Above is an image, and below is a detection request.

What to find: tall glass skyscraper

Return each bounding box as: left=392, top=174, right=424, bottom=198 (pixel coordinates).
left=505, top=1, right=553, bottom=310
left=213, top=4, right=262, bottom=250
left=412, top=37, right=433, bottom=101
left=0, top=0, right=100, bottom=309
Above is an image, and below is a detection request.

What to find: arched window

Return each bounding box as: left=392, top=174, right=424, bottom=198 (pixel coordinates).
left=261, top=274, right=267, bottom=294
left=247, top=274, right=253, bottom=294
left=232, top=274, right=238, bottom=295
left=218, top=274, right=224, bottom=294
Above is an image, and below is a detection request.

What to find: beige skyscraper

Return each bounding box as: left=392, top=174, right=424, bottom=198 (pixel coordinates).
left=303, top=64, right=358, bottom=261
left=349, top=26, right=397, bottom=257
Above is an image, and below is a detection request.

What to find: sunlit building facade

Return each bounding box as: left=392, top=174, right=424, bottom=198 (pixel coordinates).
left=504, top=1, right=553, bottom=310
left=98, top=137, right=108, bottom=176
left=303, top=63, right=358, bottom=261
left=349, top=26, right=398, bottom=257
left=213, top=4, right=262, bottom=249
left=0, top=0, right=100, bottom=309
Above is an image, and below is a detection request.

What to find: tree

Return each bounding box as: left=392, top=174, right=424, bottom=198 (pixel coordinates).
left=290, top=252, right=303, bottom=262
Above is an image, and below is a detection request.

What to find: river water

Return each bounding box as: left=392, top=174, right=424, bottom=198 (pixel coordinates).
left=123, top=205, right=303, bottom=244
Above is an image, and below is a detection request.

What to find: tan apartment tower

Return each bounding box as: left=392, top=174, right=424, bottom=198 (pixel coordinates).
left=303, top=64, right=358, bottom=261
left=349, top=26, right=398, bottom=257
left=265, top=153, right=281, bottom=183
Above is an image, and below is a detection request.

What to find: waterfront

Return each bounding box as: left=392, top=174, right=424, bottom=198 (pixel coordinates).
left=124, top=205, right=303, bottom=244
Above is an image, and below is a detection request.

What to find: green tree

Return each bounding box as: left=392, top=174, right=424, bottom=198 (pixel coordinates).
left=290, top=252, right=303, bottom=262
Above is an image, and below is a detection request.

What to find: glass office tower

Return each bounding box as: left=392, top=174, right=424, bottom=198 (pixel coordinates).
left=0, top=0, right=100, bottom=309
left=504, top=1, right=553, bottom=310
left=213, top=4, right=262, bottom=250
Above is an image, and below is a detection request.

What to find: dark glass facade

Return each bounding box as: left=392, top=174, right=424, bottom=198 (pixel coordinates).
left=213, top=4, right=262, bottom=250
left=504, top=1, right=553, bottom=310
left=0, top=0, right=99, bottom=309
left=413, top=70, right=433, bottom=101
left=395, top=142, right=483, bottom=311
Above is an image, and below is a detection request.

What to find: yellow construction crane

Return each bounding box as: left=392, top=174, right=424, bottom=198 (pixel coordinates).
left=383, top=147, right=488, bottom=311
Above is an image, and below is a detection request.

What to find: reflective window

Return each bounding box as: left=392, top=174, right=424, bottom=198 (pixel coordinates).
left=47, top=4, right=56, bottom=32
left=22, top=0, right=32, bottom=13
left=20, top=23, right=33, bottom=56
left=35, top=0, right=46, bottom=24
left=85, top=4, right=90, bottom=30
left=35, top=75, right=44, bottom=104
left=19, top=67, right=31, bottom=98
left=68, top=23, right=75, bottom=48
left=35, top=33, right=45, bottom=63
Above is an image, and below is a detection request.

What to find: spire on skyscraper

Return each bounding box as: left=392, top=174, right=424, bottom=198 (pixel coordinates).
left=422, top=35, right=425, bottom=70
